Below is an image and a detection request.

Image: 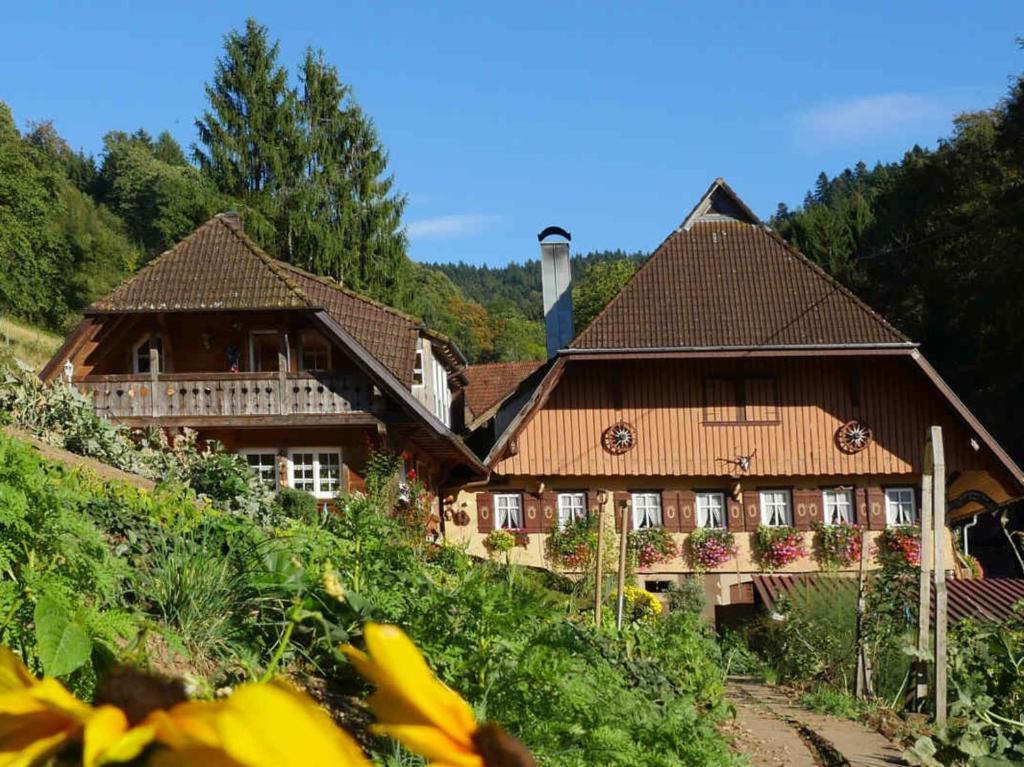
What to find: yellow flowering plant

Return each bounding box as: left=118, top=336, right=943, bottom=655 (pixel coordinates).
left=0, top=623, right=536, bottom=767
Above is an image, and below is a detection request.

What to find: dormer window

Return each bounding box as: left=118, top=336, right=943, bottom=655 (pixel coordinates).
left=132, top=335, right=162, bottom=374
left=300, top=331, right=331, bottom=372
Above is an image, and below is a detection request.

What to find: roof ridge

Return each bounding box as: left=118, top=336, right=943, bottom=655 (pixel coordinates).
left=758, top=225, right=911, bottom=343
left=217, top=217, right=315, bottom=309
left=276, top=260, right=424, bottom=325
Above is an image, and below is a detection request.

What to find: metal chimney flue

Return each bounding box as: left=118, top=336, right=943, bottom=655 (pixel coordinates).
left=539, top=226, right=573, bottom=359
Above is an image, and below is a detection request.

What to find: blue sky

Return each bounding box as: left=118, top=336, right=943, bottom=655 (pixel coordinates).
left=3, top=1, right=1022, bottom=265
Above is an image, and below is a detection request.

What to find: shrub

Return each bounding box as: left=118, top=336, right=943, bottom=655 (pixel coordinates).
left=628, top=527, right=678, bottom=568
left=668, top=576, right=706, bottom=615
left=800, top=685, right=863, bottom=718
left=877, top=525, right=921, bottom=566
left=686, top=528, right=736, bottom=570
left=753, top=525, right=805, bottom=570
left=482, top=529, right=516, bottom=557
left=546, top=513, right=597, bottom=569
left=618, top=584, right=664, bottom=624
left=812, top=521, right=863, bottom=568
left=271, top=487, right=320, bottom=525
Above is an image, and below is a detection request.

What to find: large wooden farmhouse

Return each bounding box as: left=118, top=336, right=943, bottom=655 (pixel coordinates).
left=41, top=212, right=485, bottom=505
left=449, top=179, right=1024, bottom=611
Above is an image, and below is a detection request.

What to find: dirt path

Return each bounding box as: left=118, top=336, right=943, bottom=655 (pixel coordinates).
left=726, top=679, right=907, bottom=767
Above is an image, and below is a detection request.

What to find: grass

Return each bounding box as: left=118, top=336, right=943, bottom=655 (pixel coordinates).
left=0, top=315, right=62, bottom=371
left=799, top=685, right=865, bottom=719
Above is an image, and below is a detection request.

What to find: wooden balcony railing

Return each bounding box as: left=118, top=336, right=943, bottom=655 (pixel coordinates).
left=74, top=372, right=378, bottom=421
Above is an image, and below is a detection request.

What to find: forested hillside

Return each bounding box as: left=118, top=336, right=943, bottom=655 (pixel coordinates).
left=771, top=66, right=1024, bottom=462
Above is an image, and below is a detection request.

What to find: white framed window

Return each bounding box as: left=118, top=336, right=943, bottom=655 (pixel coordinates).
left=249, top=330, right=288, bottom=372
left=299, top=331, right=331, bottom=372
left=432, top=351, right=452, bottom=427
left=287, top=449, right=342, bottom=499
left=696, top=492, right=726, bottom=529
left=557, top=492, right=586, bottom=529
left=885, top=487, right=916, bottom=526
left=132, top=335, right=162, bottom=374
left=823, top=489, right=853, bottom=525
left=759, top=489, right=792, bottom=527
left=494, top=493, right=523, bottom=530
left=412, top=339, right=424, bottom=386
left=240, top=450, right=278, bottom=490
left=631, top=492, right=663, bottom=529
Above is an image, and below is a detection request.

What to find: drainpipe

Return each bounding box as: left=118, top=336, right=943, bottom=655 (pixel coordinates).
left=962, top=515, right=979, bottom=557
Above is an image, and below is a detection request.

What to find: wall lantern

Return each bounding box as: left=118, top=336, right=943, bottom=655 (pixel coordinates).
left=597, top=490, right=608, bottom=506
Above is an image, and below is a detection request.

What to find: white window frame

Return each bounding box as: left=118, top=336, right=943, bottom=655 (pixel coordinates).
left=299, top=331, right=331, bottom=372
left=412, top=338, right=425, bottom=387
left=131, top=335, right=162, bottom=374
left=557, top=492, right=587, bottom=529
left=249, top=330, right=289, bottom=373
left=885, top=487, right=917, bottom=526
left=287, top=448, right=342, bottom=499
left=494, top=493, right=523, bottom=530
left=759, top=489, right=792, bottom=527
left=239, top=449, right=279, bottom=490
left=695, top=491, right=726, bottom=529
left=631, top=492, right=663, bottom=529
left=823, top=488, right=853, bottom=525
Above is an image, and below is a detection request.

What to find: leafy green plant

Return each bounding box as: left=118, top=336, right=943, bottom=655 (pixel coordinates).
left=800, top=685, right=864, bottom=718
left=482, top=529, right=516, bottom=557
left=271, top=487, right=320, bottom=525
left=668, top=576, right=706, bottom=615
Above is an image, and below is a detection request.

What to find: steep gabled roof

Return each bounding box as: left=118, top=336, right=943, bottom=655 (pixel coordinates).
left=571, top=179, right=911, bottom=351
left=89, top=214, right=310, bottom=313
left=463, top=361, right=543, bottom=424
left=84, top=213, right=467, bottom=387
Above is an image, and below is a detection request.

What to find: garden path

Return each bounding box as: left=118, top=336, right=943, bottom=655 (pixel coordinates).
left=727, top=680, right=907, bottom=767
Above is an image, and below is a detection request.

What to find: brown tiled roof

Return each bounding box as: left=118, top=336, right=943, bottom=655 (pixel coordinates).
left=463, top=361, right=543, bottom=420
left=90, top=215, right=310, bottom=312
left=86, top=213, right=426, bottom=384
left=571, top=180, right=910, bottom=351
left=277, top=264, right=419, bottom=387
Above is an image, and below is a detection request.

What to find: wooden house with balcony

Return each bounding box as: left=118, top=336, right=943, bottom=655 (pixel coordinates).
left=41, top=212, right=484, bottom=501
left=450, top=180, right=1024, bottom=616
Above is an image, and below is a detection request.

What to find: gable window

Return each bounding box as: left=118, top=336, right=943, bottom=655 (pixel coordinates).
left=132, top=335, right=162, bottom=374
left=288, top=449, right=342, bottom=499
left=632, top=492, right=663, bottom=529
left=299, top=331, right=331, bottom=372
left=885, top=487, right=916, bottom=526
left=703, top=376, right=778, bottom=424
left=412, top=339, right=424, bottom=386
left=241, top=450, right=278, bottom=490
left=494, top=493, right=523, bottom=530
left=249, top=331, right=288, bottom=372
left=823, top=489, right=853, bottom=525
left=695, top=491, right=726, bottom=529
left=557, top=492, right=586, bottom=529
left=759, top=489, right=792, bottom=527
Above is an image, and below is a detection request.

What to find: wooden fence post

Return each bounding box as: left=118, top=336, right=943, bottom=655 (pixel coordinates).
left=916, top=466, right=934, bottom=707
left=594, top=500, right=605, bottom=628
left=855, top=526, right=874, bottom=698
left=931, top=426, right=948, bottom=726
left=616, top=498, right=629, bottom=631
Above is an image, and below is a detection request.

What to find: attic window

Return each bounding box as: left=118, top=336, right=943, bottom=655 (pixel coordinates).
left=703, top=377, right=778, bottom=424
left=300, top=331, right=331, bottom=372
left=412, top=339, right=424, bottom=387
left=132, top=335, right=162, bottom=374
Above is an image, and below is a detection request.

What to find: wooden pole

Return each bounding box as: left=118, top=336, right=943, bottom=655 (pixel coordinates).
left=594, top=498, right=605, bottom=628
left=915, top=445, right=934, bottom=707
left=855, top=526, right=873, bottom=698
left=931, top=426, right=948, bottom=726
left=616, top=499, right=629, bottom=631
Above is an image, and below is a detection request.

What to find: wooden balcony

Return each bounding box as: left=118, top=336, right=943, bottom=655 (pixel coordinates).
left=74, top=372, right=381, bottom=427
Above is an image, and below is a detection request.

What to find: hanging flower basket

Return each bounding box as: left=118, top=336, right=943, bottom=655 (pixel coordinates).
left=754, top=526, right=806, bottom=570
left=686, top=528, right=737, bottom=570
left=877, top=525, right=921, bottom=567
left=811, top=521, right=864, bottom=569
left=627, top=527, right=678, bottom=569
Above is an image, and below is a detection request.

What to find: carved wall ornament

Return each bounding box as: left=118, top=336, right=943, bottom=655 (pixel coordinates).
left=836, top=420, right=873, bottom=454
left=601, top=421, right=637, bottom=454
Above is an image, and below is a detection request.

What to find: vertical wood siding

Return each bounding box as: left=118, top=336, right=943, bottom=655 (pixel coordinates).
left=494, top=357, right=997, bottom=479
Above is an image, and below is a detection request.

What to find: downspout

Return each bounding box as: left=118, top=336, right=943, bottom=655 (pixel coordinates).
left=962, top=515, right=979, bottom=557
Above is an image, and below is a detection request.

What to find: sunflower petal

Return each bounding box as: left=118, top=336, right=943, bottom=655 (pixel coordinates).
left=369, top=723, right=483, bottom=767
left=0, top=650, right=35, bottom=694
left=83, top=706, right=155, bottom=767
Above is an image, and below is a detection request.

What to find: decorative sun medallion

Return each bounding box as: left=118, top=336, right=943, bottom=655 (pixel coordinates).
left=836, top=420, right=873, bottom=454
left=602, top=421, right=637, bottom=455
